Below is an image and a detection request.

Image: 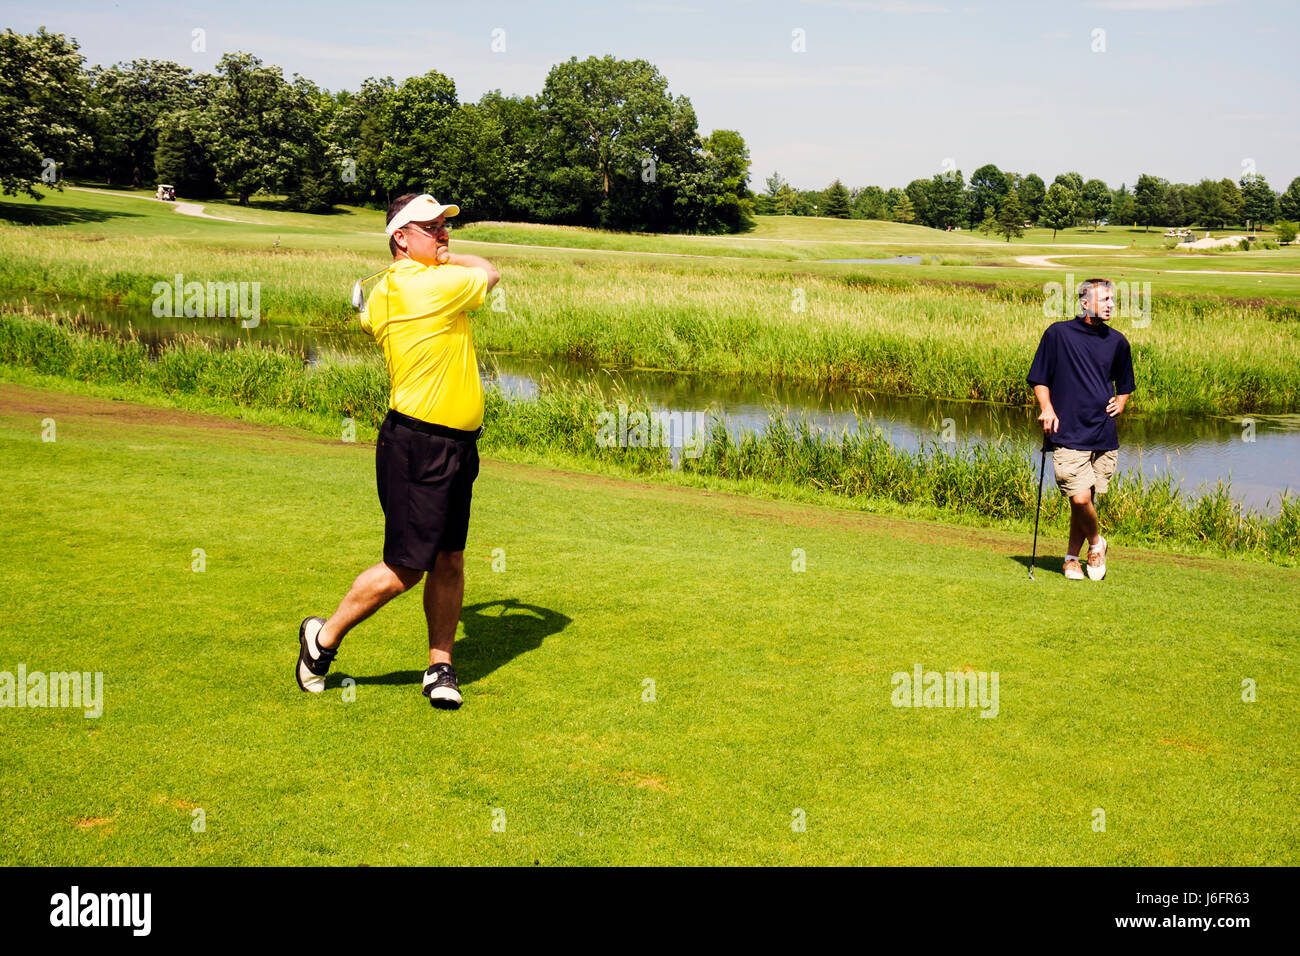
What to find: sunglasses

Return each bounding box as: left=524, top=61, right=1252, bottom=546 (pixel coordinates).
left=406, top=219, right=451, bottom=236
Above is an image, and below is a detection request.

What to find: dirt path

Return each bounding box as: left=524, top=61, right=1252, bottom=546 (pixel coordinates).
left=171, top=201, right=250, bottom=223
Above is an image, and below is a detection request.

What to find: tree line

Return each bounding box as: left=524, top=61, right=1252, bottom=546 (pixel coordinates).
left=5, top=27, right=1296, bottom=239
left=0, top=28, right=756, bottom=233
left=760, top=165, right=1300, bottom=237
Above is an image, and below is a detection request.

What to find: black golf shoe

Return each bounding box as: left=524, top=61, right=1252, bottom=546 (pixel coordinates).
left=423, top=662, right=463, bottom=710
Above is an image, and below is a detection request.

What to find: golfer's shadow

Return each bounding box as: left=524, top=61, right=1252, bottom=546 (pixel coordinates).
left=328, top=598, right=570, bottom=689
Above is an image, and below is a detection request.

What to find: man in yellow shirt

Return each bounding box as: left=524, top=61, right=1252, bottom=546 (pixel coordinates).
left=296, top=193, right=500, bottom=710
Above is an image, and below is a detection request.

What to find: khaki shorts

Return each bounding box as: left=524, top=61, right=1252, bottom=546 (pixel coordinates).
left=1053, top=448, right=1118, bottom=498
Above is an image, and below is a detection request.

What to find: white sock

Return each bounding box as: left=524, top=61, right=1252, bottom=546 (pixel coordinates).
left=1065, top=554, right=1079, bottom=563
left=1090, top=537, right=1105, bottom=552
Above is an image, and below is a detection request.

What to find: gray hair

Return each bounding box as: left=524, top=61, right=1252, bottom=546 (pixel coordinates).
left=1077, top=277, right=1113, bottom=315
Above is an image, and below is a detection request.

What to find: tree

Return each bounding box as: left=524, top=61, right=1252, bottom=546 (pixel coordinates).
left=154, top=105, right=220, bottom=197
left=904, top=178, right=933, bottom=227
left=1018, top=173, right=1046, bottom=224
left=199, top=52, right=322, bottom=206
left=892, top=193, right=916, bottom=223
left=678, top=128, right=755, bottom=232
left=284, top=76, right=346, bottom=213
left=1219, top=178, right=1244, bottom=226
left=1274, top=220, right=1298, bottom=243
left=324, top=76, right=397, bottom=209
left=0, top=28, right=91, bottom=198
left=1079, top=178, right=1112, bottom=230
left=83, top=59, right=197, bottom=187
left=1053, top=171, right=1084, bottom=195
left=773, top=183, right=797, bottom=215
left=539, top=55, right=692, bottom=229
left=1165, top=183, right=1191, bottom=227
left=968, top=163, right=1007, bottom=229
left=851, top=185, right=887, bottom=220
left=375, top=70, right=461, bottom=198
left=1238, top=173, right=1274, bottom=227
left=791, top=189, right=820, bottom=216
left=1039, top=182, right=1077, bottom=240
left=1278, top=177, right=1300, bottom=222
left=928, top=170, right=966, bottom=229
left=977, top=204, right=996, bottom=236
left=1133, top=174, right=1167, bottom=232
left=995, top=188, right=1025, bottom=242
left=1188, top=179, right=1231, bottom=228
left=1051, top=172, right=1083, bottom=227
left=823, top=178, right=851, bottom=218
left=1111, top=183, right=1136, bottom=226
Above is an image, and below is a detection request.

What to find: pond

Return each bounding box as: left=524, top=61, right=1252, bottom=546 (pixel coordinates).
left=5, top=292, right=1296, bottom=512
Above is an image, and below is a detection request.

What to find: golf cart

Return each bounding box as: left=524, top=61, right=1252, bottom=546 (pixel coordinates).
left=155, top=184, right=176, bottom=201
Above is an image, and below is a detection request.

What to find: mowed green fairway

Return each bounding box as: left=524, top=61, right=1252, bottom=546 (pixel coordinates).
left=1, top=383, right=1296, bottom=865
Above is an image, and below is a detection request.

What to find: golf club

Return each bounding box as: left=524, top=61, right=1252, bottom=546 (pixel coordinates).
left=351, top=267, right=389, bottom=311
left=1029, top=438, right=1050, bottom=580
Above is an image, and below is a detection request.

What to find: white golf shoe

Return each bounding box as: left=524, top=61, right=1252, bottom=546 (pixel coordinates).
left=1086, top=538, right=1107, bottom=581
left=296, top=617, right=337, bottom=693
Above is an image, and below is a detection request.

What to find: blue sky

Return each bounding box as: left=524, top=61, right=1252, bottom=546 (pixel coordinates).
left=6, top=0, right=1297, bottom=191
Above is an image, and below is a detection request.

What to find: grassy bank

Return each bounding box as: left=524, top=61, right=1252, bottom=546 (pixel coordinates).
left=3, top=309, right=1294, bottom=563
left=4, top=225, right=1300, bottom=415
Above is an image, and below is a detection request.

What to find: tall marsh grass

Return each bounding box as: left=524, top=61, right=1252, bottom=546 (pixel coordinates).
left=2, top=229, right=1299, bottom=415
left=2, top=309, right=1295, bottom=563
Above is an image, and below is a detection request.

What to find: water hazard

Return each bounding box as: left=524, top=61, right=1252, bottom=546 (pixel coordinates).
left=6, top=292, right=1296, bottom=512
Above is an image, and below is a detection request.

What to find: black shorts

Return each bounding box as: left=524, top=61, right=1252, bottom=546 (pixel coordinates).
left=375, top=410, right=481, bottom=571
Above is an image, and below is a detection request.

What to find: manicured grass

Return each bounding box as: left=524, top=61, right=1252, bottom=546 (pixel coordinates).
left=1, top=382, right=1296, bottom=865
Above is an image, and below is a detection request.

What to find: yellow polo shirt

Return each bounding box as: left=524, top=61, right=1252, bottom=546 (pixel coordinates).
left=360, top=259, right=489, bottom=430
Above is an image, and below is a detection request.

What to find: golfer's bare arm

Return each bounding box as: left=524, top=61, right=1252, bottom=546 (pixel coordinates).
left=1033, top=384, right=1058, bottom=433
left=445, top=252, right=500, bottom=292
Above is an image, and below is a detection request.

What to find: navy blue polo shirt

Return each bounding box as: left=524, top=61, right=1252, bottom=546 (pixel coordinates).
left=1026, top=317, right=1136, bottom=451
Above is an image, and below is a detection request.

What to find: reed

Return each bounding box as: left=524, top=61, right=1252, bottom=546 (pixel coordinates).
left=3, top=309, right=1294, bottom=562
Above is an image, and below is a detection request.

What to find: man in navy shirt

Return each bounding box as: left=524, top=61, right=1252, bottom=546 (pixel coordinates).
left=1026, top=278, right=1135, bottom=581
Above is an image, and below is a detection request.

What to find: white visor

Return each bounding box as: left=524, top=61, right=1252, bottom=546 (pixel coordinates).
left=385, top=194, right=460, bottom=236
